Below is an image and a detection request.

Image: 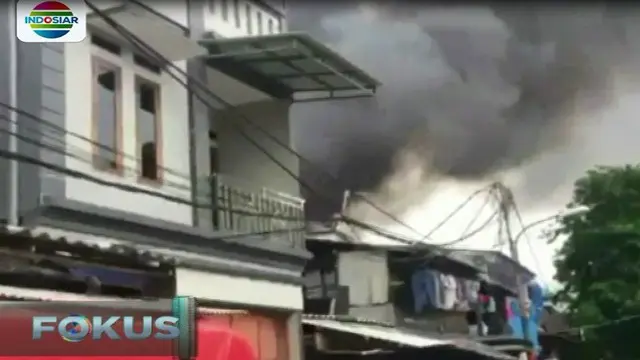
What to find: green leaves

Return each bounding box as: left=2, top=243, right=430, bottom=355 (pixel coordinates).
left=553, top=164, right=640, bottom=360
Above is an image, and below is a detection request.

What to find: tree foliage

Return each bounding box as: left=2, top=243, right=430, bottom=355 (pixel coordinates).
left=553, top=164, right=640, bottom=359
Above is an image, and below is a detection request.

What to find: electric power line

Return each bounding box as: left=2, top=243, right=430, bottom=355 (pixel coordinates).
left=0, top=125, right=305, bottom=223
left=344, top=206, right=501, bottom=251
left=0, top=3, right=499, bottom=249
left=84, top=0, right=424, bottom=237
left=438, top=187, right=500, bottom=247
left=0, top=115, right=197, bottom=196
left=0, top=97, right=494, bottom=249
left=0, top=146, right=306, bottom=240
left=419, top=183, right=499, bottom=242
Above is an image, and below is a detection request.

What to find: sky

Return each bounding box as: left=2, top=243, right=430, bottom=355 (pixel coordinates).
left=288, top=4, right=640, bottom=287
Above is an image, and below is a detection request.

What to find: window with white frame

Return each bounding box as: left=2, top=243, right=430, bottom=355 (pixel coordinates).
left=91, top=35, right=122, bottom=173
left=90, top=33, right=163, bottom=183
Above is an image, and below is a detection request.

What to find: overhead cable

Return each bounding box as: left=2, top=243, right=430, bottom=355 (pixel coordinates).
left=0, top=127, right=305, bottom=223
left=343, top=206, right=500, bottom=249
left=437, top=188, right=499, bottom=247
left=419, top=182, right=498, bottom=242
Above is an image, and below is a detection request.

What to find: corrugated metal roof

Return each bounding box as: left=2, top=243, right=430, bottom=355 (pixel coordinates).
left=199, top=307, right=249, bottom=315
left=303, top=316, right=448, bottom=348
left=303, top=313, right=393, bottom=326
left=0, top=284, right=138, bottom=301
left=0, top=225, right=175, bottom=268
left=302, top=314, right=515, bottom=360
left=0, top=286, right=244, bottom=315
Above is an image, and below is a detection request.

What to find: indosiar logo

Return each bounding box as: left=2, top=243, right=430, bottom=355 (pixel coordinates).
left=17, top=0, right=87, bottom=43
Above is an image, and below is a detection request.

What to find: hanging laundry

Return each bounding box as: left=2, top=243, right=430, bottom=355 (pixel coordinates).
left=410, top=269, right=441, bottom=312
left=506, top=297, right=541, bottom=354
left=439, top=273, right=458, bottom=310
left=455, top=278, right=469, bottom=310
left=464, top=280, right=480, bottom=305
left=528, top=281, right=545, bottom=324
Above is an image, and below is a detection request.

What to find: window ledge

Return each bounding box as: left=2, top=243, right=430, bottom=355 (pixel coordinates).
left=92, top=164, right=125, bottom=177
left=137, top=176, right=163, bottom=188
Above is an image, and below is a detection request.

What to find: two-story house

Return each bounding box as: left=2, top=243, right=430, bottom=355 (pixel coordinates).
left=0, top=1, right=379, bottom=358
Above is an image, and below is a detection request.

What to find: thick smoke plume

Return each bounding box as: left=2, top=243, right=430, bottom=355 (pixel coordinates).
left=289, top=4, right=640, bottom=221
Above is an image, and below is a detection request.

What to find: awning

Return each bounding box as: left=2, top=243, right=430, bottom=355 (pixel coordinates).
left=303, top=316, right=448, bottom=348
left=87, top=1, right=205, bottom=61
left=0, top=224, right=174, bottom=268
left=303, top=316, right=515, bottom=360
left=199, top=32, right=381, bottom=102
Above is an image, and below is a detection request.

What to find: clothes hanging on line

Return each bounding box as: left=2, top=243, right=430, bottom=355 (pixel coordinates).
left=506, top=297, right=541, bottom=354
left=411, top=268, right=482, bottom=312
left=440, top=273, right=458, bottom=310
left=464, top=279, right=481, bottom=306
left=411, top=269, right=441, bottom=312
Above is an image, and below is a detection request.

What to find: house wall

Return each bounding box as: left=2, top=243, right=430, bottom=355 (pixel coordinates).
left=337, top=251, right=389, bottom=306
left=176, top=268, right=303, bottom=310
left=63, top=35, right=193, bottom=226
left=215, top=100, right=299, bottom=197
left=7, top=6, right=70, bottom=222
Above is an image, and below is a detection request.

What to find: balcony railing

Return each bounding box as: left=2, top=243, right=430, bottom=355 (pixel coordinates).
left=211, top=174, right=305, bottom=248
left=41, top=169, right=305, bottom=249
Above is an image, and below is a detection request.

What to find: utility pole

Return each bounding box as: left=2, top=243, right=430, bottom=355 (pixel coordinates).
left=496, top=183, right=530, bottom=340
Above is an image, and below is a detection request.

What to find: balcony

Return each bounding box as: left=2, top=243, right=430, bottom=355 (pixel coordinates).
left=209, top=173, right=306, bottom=248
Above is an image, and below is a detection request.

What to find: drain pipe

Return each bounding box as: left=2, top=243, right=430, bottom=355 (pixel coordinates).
left=7, top=0, right=19, bottom=226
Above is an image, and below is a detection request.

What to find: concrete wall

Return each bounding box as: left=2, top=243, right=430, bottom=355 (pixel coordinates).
left=18, top=41, right=68, bottom=217
left=216, top=100, right=299, bottom=197
left=63, top=35, right=192, bottom=225
left=0, top=6, right=70, bottom=221
left=176, top=268, right=303, bottom=310
left=337, top=251, right=389, bottom=305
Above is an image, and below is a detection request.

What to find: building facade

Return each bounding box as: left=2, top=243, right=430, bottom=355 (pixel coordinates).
left=0, top=1, right=379, bottom=359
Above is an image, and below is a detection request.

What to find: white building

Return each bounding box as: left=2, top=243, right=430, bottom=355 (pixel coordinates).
left=0, top=1, right=379, bottom=359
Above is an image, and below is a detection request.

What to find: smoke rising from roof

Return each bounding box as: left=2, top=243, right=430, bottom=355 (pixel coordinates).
left=289, top=4, right=640, bottom=221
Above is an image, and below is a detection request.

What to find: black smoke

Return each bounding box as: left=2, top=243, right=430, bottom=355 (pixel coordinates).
left=288, top=4, right=640, bottom=220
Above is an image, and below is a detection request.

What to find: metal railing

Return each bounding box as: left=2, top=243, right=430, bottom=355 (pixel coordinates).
left=211, top=174, right=305, bottom=248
